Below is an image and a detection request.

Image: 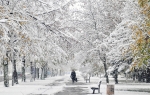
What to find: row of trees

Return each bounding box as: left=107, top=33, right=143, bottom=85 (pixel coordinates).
left=75, top=0, right=149, bottom=83
left=0, top=0, right=82, bottom=87
left=0, top=0, right=149, bottom=86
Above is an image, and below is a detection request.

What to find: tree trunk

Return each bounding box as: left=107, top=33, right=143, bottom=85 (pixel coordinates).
left=30, top=62, right=34, bottom=82
left=89, top=73, right=91, bottom=83
left=98, top=50, right=109, bottom=83
left=55, top=69, right=58, bottom=76
left=3, top=58, right=9, bottom=87
left=33, top=63, right=36, bottom=81
left=34, top=67, right=36, bottom=81
left=40, top=68, right=44, bottom=80
left=52, top=68, right=54, bottom=77
left=44, top=66, right=47, bottom=78
left=22, top=56, right=26, bottom=82
left=114, top=69, right=118, bottom=84
left=12, top=59, right=18, bottom=86
left=22, top=67, right=25, bottom=82
left=36, top=68, right=39, bottom=79
left=103, top=58, right=109, bottom=83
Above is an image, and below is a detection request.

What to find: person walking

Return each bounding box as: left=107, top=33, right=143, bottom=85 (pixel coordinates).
left=70, top=70, right=77, bottom=83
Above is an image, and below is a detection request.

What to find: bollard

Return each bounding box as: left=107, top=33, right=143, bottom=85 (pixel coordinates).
left=107, top=84, right=114, bottom=95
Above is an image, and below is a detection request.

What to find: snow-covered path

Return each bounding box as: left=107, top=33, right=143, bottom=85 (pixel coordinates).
left=0, top=75, right=68, bottom=95
left=0, top=72, right=150, bottom=95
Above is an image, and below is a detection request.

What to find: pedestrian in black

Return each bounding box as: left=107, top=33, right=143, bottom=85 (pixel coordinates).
left=70, top=70, right=77, bottom=83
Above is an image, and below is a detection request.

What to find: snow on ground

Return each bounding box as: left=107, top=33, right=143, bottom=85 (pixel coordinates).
left=87, top=77, right=150, bottom=95
left=0, top=75, right=68, bottom=95
left=0, top=71, right=150, bottom=95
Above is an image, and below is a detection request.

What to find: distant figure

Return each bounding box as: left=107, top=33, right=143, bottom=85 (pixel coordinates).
left=70, top=70, right=77, bottom=83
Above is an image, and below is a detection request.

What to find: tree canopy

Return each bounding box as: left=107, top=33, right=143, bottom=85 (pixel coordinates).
left=0, top=0, right=149, bottom=75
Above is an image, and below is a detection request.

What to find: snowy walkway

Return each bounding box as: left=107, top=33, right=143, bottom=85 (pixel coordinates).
left=0, top=72, right=150, bottom=95
left=0, top=75, right=68, bottom=95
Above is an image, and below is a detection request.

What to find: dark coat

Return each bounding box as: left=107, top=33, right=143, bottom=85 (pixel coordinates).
left=71, top=71, right=76, bottom=79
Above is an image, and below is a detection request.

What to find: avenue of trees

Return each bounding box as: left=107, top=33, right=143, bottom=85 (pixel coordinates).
left=0, top=0, right=149, bottom=86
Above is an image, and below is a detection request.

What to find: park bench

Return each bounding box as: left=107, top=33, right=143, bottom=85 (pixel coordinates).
left=91, top=80, right=102, bottom=94
left=85, top=78, right=90, bottom=83
left=83, top=75, right=90, bottom=83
